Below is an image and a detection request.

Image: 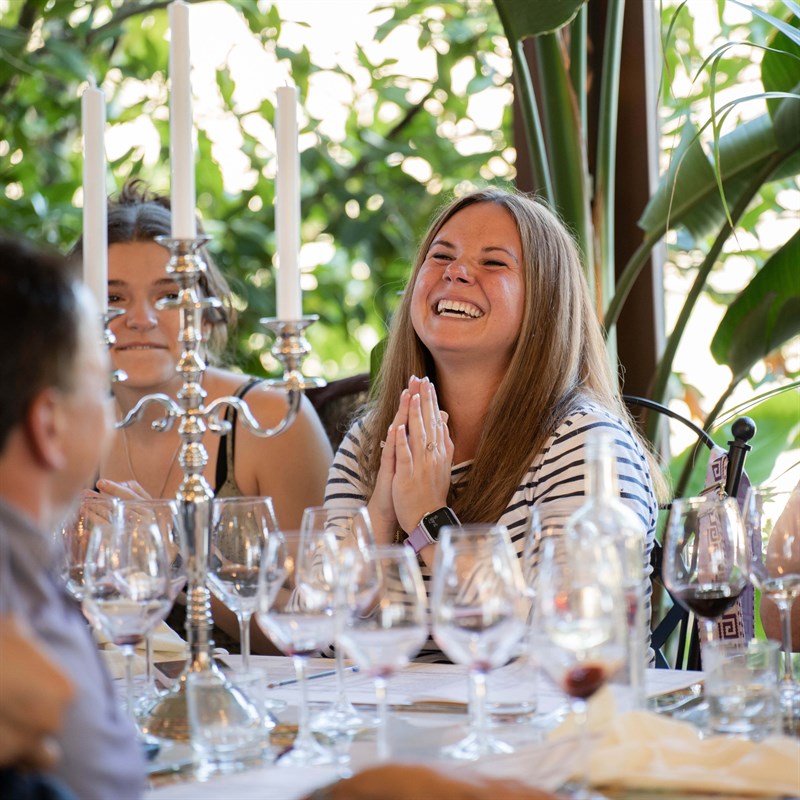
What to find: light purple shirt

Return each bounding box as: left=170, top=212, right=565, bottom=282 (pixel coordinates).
left=0, top=499, right=146, bottom=800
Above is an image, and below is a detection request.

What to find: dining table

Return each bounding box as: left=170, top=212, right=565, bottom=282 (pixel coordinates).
left=138, top=654, right=800, bottom=800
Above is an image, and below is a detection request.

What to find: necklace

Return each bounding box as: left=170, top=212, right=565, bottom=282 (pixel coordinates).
left=118, top=417, right=182, bottom=499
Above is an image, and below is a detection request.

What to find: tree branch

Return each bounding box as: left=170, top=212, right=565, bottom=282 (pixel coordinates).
left=87, top=0, right=214, bottom=44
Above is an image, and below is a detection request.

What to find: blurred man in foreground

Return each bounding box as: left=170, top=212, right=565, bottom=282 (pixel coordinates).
left=0, top=235, right=145, bottom=799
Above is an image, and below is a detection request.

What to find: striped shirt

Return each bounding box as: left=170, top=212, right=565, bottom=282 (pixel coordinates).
left=325, top=401, right=658, bottom=663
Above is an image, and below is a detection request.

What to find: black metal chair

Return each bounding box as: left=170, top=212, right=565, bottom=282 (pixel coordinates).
left=624, top=395, right=756, bottom=669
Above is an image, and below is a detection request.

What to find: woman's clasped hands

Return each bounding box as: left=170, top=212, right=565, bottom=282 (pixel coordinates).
left=369, top=376, right=454, bottom=548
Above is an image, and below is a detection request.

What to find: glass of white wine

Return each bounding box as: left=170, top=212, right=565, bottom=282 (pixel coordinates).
left=119, top=497, right=185, bottom=705
left=208, top=496, right=277, bottom=672
left=255, top=528, right=339, bottom=766
left=305, top=505, right=376, bottom=736
left=431, top=524, right=529, bottom=760
left=82, top=514, right=171, bottom=729
left=337, top=545, right=428, bottom=760
left=743, top=485, right=800, bottom=711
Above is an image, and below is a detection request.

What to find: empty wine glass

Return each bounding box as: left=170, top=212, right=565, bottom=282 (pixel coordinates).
left=663, top=495, right=749, bottom=641
left=743, top=485, right=800, bottom=708
left=58, top=495, right=120, bottom=603
left=535, top=532, right=626, bottom=800
left=119, top=498, right=186, bottom=705
left=82, top=514, right=171, bottom=729
left=431, top=524, right=529, bottom=760
left=305, top=505, right=376, bottom=736
left=255, top=528, right=339, bottom=766
left=208, top=497, right=277, bottom=672
left=337, top=546, right=427, bottom=760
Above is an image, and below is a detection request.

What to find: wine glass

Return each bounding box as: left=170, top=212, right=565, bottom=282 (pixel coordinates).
left=663, top=495, right=749, bottom=642
left=431, top=524, right=529, bottom=760
left=535, top=532, right=626, bottom=800
left=304, top=505, right=376, bottom=736
left=82, top=513, right=172, bottom=730
left=58, top=495, right=120, bottom=604
left=119, top=498, right=186, bottom=704
left=255, top=528, right=339, bottom=766
left=337, top=546, right=427, bottom=760
left=743, top=486, right=800, bottom=708
left=208, top=496, right=277, bottom=672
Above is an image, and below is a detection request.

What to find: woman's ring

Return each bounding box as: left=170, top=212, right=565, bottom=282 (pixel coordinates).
left=426, top=442, right=435, bottom=451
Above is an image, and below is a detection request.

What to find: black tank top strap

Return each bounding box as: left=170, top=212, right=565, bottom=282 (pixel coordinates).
left=213, top=377, right=263, bottom=494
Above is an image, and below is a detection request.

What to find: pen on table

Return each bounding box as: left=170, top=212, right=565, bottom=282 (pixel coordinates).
left=267, top=665, right=359, bottom=689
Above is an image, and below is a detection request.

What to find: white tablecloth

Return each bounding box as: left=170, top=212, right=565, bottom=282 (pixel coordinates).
left=144, top=657, right=709, bottom=800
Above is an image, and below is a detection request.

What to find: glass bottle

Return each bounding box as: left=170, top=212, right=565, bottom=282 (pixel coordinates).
left=566, top=428, right=647, bottom=711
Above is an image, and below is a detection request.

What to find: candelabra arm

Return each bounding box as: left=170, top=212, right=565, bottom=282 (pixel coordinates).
left=116, top=393, right=182, bottom=431
left=204, top=390, right=301, bottom=439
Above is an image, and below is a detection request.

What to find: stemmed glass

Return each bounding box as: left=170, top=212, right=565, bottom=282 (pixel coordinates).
left=663, top=495, right=749, bottom=642
left=255, top=528, right=339, bottom=766
left=82, top=512, right=172, bottom=730
left=58, top=495, right=120, bottom=604
left=119, top=498, right=186, bottom=705
left=337, top=546, right=427, bottom=760
left=431, top=524, right=529, bottom=760
left=743, top=486, right=800, bottom=707
left=535, top=532, right=625, bottom=800
left=208, top=496, right=277, bottom=673
left=305, top=505, right=376, bottom=735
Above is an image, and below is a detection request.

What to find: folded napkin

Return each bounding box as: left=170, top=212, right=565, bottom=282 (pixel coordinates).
left=97, top=622, right=187, bottom=680
left=550, top=688, right=800, bottom=797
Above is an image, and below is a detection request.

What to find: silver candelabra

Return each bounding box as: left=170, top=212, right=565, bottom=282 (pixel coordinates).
left=108, top=235, right=323, bottom=740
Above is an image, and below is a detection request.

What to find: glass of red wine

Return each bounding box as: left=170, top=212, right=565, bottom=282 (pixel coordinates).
left=663, top=495, right=748, bottom=641
left=535, top=532, right=625, bottom=800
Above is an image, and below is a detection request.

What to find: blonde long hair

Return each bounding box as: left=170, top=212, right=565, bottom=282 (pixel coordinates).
left=360, top=187, right=659, bottom=522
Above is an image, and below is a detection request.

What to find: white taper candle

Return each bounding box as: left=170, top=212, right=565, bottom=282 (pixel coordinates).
left=275, top=85, right=302, bottom=321
left=81, top=79, right=108, bottom=313
left=169, top=1, right=197, bottom=239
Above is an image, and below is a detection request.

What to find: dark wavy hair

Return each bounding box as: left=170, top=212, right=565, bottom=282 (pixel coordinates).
left=70, top=179, right=235, bottom=358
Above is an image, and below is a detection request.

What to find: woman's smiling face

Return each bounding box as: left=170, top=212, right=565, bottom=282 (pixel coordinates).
left=410, top=202, right=525, bottom=370
left=107, top=240, right=183, bottom=392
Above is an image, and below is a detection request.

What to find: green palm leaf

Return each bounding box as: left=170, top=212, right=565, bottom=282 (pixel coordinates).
left=710, top=228, right=800, bottom=378
left=493, top=0, right=587, bottom=39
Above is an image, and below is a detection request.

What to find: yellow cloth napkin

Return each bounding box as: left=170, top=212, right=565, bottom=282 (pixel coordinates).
left=550, top=688, right=800, bottom=797
left=96, top=622, right=187, bottom=680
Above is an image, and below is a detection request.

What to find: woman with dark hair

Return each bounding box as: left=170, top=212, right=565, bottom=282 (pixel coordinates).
left=72, top=180, right=332, bottom=650
left=326, top=187, right=661, bottom=662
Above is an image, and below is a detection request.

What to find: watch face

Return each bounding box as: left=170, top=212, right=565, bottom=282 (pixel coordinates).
left=422, top=507, right=459, bottom=539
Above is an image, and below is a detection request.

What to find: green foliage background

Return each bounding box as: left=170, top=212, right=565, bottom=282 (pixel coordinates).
left=1, top=0, right=797, bottom=486
left=0, top=0, right=513, bottom=380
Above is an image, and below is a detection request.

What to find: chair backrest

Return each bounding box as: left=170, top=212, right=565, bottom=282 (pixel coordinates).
left=624, top=395, right=756, bottom=669
left=306, top=373, right=371, bottom=452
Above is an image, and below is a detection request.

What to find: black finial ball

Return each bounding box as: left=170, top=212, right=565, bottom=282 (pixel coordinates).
left=731, top=416, right=756, bottom=443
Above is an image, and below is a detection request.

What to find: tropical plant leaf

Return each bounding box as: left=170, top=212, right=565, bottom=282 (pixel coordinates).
left=772, top=80, right=800, bottom=152
left=710, top=229, right=800, bottom=377
left=638, top=121, right=715, bottom=237
left=493, top=0, right=586, bottom=40
left=761, top=15, right=800, bottom=120
left=638, top=115, right=790, bottom=239
left=731, top=0, right=800, bottom=47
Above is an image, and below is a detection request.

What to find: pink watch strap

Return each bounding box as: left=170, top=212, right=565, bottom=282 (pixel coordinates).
left=403, top=524, right=435, bottom=555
